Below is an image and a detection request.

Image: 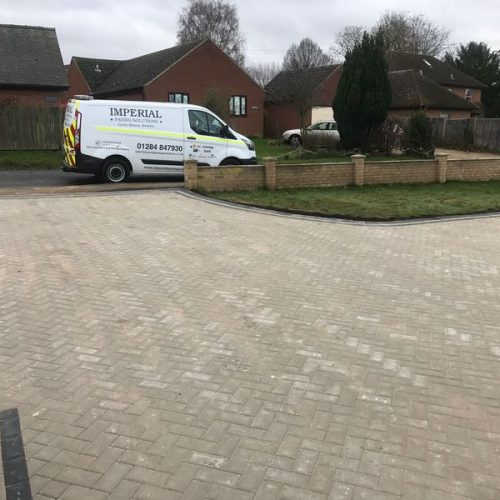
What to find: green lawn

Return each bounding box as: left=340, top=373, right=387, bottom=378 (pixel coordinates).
left=212, top=181, right=500, bottom=220
left=0, top=150, right=62, bottom=170
left=253, top=138, right=420, bottom=164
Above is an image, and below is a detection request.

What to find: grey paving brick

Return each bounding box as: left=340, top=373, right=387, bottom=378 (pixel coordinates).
left=55, top=466, right=101, bottom=487
left=1, top=191, right=500, bottom=499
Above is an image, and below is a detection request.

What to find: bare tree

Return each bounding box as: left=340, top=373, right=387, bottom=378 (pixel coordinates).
left=177, top=0, right=246, bottom=65
left=283, top=38, right=332, bottom=71
left=246, top=62, right=282, bottom=88
left=330, top=25, right=365, bottom=61
left=374, top=11, right=450, bottom=56
left=287, top=70, right=322, bottom=134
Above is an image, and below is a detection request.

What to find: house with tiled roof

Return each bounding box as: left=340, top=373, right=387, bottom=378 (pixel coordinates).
left=66, top=39, right=265, bottom=136
left=388, top=69, right=475, bottom=119
left=0, top=24, right=68, bottom=106
left=386, top=51, right=486, bottom=111
left=264, top=52, right=486, bottom=137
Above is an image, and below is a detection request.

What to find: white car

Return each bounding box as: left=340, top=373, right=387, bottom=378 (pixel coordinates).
left=282, top=120, right=340, bottom=147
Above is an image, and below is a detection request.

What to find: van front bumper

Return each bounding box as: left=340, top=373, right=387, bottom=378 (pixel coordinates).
left=241, top=157, right=258, bottom=165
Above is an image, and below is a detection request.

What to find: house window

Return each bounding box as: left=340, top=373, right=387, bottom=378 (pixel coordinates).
left=465, top=89, right=473, bottom=102
left=168, top=92, right=189, bottom=104
left=229, top=96, right=247, bottom=116
left=45, top=95, right=60, bottom=104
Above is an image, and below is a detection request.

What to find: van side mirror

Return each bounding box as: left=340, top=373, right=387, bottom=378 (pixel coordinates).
left=221, top=124, right=229, bottom=138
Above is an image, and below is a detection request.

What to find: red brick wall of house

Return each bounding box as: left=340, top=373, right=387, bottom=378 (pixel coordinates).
left=388, top=109, right=471, bottom=120
left=264, top=67, right=342, bottom=138
left=0, top=88, right=65, bottom=106
left=447, top=85, right=482, bottom=105
left=62, top=60, right=91, bottom=104
left=104, top=92, right=145, bottom=101
left=144, top=41, right=265, bottom=136
left=264, top=104, right=312, bottom=139
left=315, top=67, right=343, bottom=107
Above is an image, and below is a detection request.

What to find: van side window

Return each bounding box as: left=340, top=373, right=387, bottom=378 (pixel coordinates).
left=189, top=110, right=209, bottom=135
left=189, top=110, right=225, bottom=137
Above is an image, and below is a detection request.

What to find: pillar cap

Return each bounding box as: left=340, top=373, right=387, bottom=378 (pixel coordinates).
left=351, top=154, right=366, bottom=159
left=263, top=157, right=277, bottom=162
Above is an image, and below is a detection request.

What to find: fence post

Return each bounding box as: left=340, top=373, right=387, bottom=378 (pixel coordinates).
left=184, top=159, right=199, bottom=190
left=264, top=157, right=277, bottom=190
left=351, top=154, right=366, bottom=186
left=435, top=152, right=448, bottom=183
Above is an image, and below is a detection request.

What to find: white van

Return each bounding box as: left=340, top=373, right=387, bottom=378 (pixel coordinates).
left=63, top=97, right=256, bottom=183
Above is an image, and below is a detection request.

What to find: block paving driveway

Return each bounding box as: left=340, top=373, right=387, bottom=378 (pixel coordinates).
left=1, top=190, right=500, bottom=500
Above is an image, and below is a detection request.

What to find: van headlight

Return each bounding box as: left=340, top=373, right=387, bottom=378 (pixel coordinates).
left=243, top=138, right=255, bottom=151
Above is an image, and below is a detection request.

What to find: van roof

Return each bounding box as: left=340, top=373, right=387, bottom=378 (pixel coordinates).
left=69, top=98, right=210, bottom=113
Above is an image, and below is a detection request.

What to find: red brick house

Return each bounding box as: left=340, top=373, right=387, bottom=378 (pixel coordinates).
left=265, top=52, right=486, bottom=137
left=386, top=51, right=485, bottom=112
left=388, top=69, right=475, bottom=120
left=264, top=65, right=342, bottom=138
left=0, top=24, right=68, bottom=106
left=66, top=39, right=265, bottom=136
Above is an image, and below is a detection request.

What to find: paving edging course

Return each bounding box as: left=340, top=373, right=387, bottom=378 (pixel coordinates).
left=184, top=154, right=500, bottom=192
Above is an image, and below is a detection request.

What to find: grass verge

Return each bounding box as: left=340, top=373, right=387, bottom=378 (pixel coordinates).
left=0, top=150, right=62, bottom=170
left=211, top=181, right=500, bottom=220
left=253, top=138, right=421, bottom=164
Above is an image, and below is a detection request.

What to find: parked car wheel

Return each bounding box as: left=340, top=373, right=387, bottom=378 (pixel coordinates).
left=101, top=157, right=131, bottom=183
left=289, top=135, right=302, bottom=147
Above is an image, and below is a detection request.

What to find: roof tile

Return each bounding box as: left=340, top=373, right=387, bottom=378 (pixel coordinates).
left=0, top=24, right=68, bottom=88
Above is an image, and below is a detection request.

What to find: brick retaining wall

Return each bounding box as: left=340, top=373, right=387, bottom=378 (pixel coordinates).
left=447, top=158, right=500, bottom=182
left=184, top=154, right=500, bottom=192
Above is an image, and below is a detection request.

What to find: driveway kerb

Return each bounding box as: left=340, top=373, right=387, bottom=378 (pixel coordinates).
left=179, top=188, right=500, bottom=227
left=0, top=182, right=183, bottom=198
left=2, top=185, right=500, bottom=227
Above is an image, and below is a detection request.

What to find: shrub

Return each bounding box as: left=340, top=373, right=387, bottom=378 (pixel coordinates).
left=369, top=119, right=405, bottom=154
left=302, top=132, right=339, bottom=153
left=403, top=111, right=434, bottom=157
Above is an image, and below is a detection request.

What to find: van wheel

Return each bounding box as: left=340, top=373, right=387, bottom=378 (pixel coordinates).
left=289, top=135, right=302, bottom=147
left=101, top=158, right=130, bottom=183
left=219, top=157, right=240, bottom=166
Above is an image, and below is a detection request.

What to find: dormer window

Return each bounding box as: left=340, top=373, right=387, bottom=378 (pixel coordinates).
left=95, top=64, right=101, bottom=73
left=465, top=89, right=473, bottom=102
left=450, top=73, right=455, bottom=80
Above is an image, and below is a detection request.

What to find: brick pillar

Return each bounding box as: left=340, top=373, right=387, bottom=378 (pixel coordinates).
left=351, top=154, right=366, bottom=186
left=184, top=159, right=198, bottom=190
left=435, top=153, right=448, bottom=183
left=264, top=157, right=277, bottom=190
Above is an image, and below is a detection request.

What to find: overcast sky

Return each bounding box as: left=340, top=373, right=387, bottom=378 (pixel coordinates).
left=2, top=0, right=500, bottom=65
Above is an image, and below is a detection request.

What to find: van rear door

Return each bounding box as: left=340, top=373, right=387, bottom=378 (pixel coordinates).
left=63, top=100, right=80, bottom=168
left=184, top=108, right=227, bottom=166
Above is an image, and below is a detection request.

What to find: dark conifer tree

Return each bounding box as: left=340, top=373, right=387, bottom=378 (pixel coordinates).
left=333, top=31, right=392, bottom=151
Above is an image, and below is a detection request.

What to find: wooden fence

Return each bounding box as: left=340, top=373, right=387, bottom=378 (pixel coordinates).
left=0, top=106, right=63, bottom=150
left=431, top=117, right=500, bottom=152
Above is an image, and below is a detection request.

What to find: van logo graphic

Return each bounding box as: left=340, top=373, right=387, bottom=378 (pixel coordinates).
left=110, top=107, right=162, bottom=119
